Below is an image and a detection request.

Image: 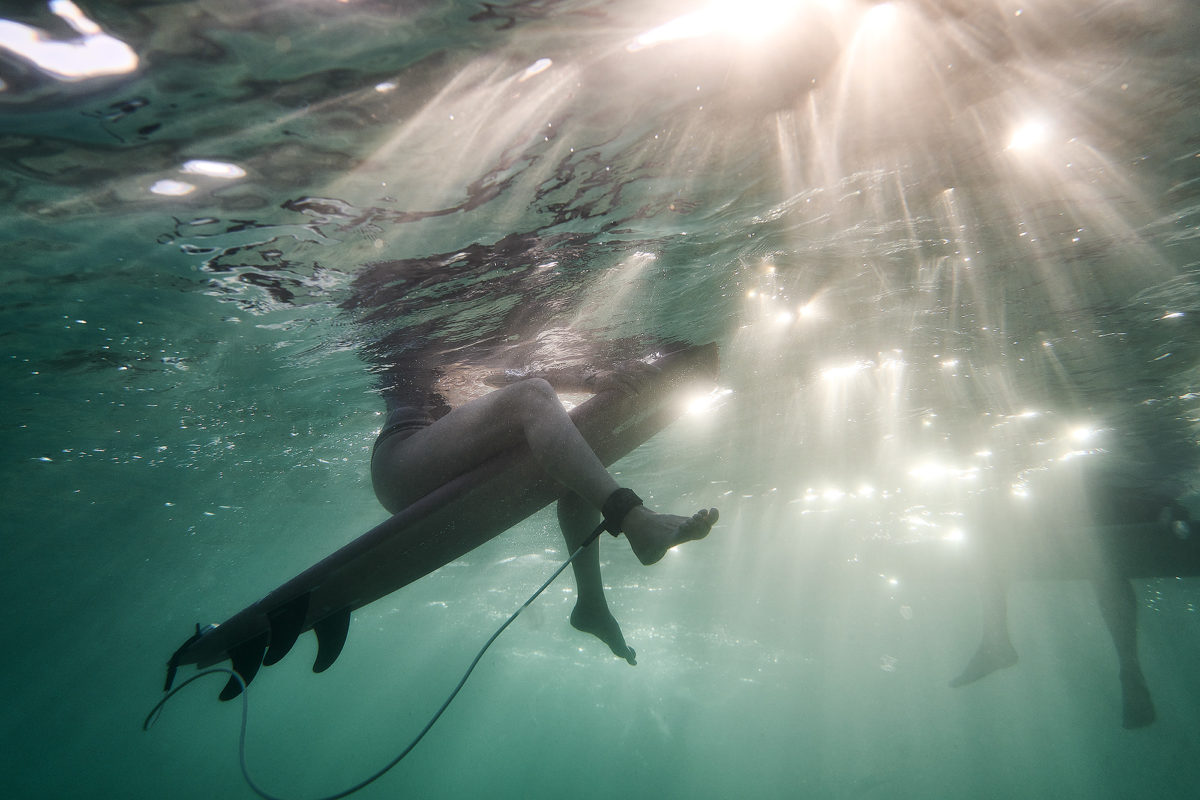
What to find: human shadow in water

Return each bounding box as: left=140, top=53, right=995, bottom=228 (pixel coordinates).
left=951, top=469, right=1195, bottom=729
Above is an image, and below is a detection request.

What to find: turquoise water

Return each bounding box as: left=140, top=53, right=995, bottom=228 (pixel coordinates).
left=3, top=1, right=1200, bottom=798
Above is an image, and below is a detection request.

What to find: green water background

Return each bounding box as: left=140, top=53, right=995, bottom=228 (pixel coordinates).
left=4, top=1, right=1200, bottom=798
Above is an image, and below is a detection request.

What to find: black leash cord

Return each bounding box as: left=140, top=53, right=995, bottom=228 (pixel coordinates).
left=144, top=520, right=608, bottom=800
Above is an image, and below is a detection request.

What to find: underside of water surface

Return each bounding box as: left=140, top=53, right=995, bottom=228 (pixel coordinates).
left=3, top=1, right=1200, bottom=798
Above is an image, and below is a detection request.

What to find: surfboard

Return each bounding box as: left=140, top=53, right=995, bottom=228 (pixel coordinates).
left=164, top=343, right=719, bottom=699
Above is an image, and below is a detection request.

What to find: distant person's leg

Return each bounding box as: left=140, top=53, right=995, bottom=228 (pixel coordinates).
left=951, top=571, right=1018, bottom=687
left=1094, top=574, right=1155, bottom=728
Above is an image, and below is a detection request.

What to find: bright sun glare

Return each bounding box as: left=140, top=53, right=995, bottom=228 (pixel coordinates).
left=1007, top=119, right=1050, bottom=151
left=628, top=0, right=814, bottom=51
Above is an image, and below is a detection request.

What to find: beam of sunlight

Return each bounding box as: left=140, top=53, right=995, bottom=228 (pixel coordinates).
left=333, top=53, right=585, bottom=222
left=571, top=251, right=659, bottom=330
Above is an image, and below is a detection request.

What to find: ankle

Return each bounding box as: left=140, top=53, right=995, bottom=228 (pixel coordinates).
left=573, top=596, right=610, bottom=615
left=600, top=488, right=644, bottom=534
left=1120, top=668, right=1146, bottom=685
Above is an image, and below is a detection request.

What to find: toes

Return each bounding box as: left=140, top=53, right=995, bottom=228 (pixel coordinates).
left=686, top=508, right=719, bottom=533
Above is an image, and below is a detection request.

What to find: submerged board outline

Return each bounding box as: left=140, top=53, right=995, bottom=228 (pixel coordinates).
left=164, top=343, right=720, bottom=698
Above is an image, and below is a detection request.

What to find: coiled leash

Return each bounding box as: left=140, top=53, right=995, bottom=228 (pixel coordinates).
left=144, top=489, right=643, bottom=800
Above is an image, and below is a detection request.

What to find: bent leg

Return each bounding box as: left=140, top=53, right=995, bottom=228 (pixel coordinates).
left=373, top=378, right=617, bottom=510
left=373, top=378, right=717, bottom=560
left=558, top=493, right=635, bottom=664
left=1094, top=575, right=1155, bottom=728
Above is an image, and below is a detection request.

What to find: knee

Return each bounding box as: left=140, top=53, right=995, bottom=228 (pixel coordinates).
left=511, top=377, right=558, bottom=407
left=497, top=377, right=562, bottom=421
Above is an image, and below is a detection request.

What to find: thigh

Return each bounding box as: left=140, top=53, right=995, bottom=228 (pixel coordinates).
left=371, top=385, right=531, bottom=511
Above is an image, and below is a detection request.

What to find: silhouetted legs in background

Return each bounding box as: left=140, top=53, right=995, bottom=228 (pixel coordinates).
left=949, top=570, right=1017, bottom=688
left=1093, top=573, right=1155, bottom=728
left=952, top=569, right=1155, bottom=729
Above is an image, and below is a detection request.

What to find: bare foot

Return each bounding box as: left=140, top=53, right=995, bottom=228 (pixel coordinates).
left=949, top=640, right=1019, bottom=687
left=570, top=603, right=636, bottom=664
left=623, top=507, right=718, bottom=566
left=1120, top=670, right=1156, bottom=729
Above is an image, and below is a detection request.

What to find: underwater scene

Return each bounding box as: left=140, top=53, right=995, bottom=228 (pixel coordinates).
left=3, top=1, right=1200, bottom=798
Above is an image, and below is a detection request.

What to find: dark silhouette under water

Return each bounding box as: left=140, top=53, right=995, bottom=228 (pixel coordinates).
left=948, top=411, right=1197, bottom=729
left=344, top=235, right=719, bottom=663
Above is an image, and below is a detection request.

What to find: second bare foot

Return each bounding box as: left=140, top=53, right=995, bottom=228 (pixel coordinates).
left=570, top=603, right=636, bottom=664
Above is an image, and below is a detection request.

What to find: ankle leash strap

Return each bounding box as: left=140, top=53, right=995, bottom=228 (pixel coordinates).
left=601, top=488, right=644, bottom=536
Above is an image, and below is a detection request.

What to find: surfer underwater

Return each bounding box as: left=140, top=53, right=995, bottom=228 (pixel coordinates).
left=344, top=233, right=720, bottom=665
left=150, top=235, right=723, bottom=798
left=370, top=357, right=718, bottom=665
left=150, top=343, right=720, bottom=800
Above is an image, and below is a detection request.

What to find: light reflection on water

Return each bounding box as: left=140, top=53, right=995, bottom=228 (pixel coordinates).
left=0, top=0, right=137, bottom=83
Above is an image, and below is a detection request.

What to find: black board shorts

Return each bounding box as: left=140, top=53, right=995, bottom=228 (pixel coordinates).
left=372, top=407, right=434, bottom=456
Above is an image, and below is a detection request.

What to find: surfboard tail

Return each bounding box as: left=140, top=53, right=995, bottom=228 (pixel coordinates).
left=166, top=601, right=356, bottom=700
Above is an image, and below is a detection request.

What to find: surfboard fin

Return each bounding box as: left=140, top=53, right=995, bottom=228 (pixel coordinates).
left=312, top=608, right=351, bottom=673
left=220, top=631, right=269, bottom=701
left=263, top=594, right=310, bottom=666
